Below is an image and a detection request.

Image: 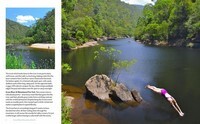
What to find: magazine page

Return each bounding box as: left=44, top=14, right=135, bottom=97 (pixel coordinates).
left=1, top=0, right=200, bottom=124
left=0, top=0, right=61, bottom=124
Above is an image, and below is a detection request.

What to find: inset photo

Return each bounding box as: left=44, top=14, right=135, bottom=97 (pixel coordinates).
left=6, top=8, right=55, bottom=69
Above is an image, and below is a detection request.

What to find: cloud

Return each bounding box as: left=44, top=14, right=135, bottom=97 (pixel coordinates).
left=121, top=0, right=155, bottom=5
left=16, top=15, right=39, bottom=23
left=35, top=17, right=40, bottom=20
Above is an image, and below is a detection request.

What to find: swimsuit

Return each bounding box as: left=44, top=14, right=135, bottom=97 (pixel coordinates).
left=161, top=89, right=173, bottom=101
left=161, top=89, right=167, bottom=96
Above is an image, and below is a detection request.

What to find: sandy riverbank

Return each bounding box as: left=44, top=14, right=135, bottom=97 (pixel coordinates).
left=71, top=41, right=99, bottom=50
left=29, top=43, right=55, bottom=50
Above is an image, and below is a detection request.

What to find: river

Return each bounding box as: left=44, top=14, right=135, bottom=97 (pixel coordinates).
left=62, top=38, right=200, bottom=124
left=7, top=45, right=55, bottom=69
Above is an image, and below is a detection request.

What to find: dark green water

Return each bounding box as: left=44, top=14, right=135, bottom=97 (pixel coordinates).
left=62, top=38, right=200, bottom=124
left=7, top=45, right=55, bottom=69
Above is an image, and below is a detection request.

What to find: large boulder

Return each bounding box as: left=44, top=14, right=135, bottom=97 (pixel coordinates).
left=85, top=74, right=115, bottom=101
left=85, top=74, right=142, bottom=105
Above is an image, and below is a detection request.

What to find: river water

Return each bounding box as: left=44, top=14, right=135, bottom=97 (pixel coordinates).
left=7, top=45, right=55, bottom=69
left=62, top=38, right=200, bottom=124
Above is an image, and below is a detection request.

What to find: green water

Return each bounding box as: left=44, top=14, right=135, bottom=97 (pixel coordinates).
left=62, top=38, right=200, bottom=124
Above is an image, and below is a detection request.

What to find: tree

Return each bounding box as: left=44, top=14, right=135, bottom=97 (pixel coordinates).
left=28, top=9, right=55, bottom=43
left=94, top=47, right=136, bottom=82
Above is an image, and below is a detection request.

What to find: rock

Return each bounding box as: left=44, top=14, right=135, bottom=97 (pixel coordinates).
left=110, top=83, right=135, bottom=102
left=85, top=74, right=115, bottom=101
left=64, top=96, right=74, bottom=108
left=85, top=74, right=142, bottom=106
left=131, top=90, right=143, bottom=103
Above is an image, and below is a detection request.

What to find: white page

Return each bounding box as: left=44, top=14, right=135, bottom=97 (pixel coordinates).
left=0, top=0, right=61, bottom=124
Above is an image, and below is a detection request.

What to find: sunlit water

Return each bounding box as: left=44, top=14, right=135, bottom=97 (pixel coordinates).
left=62, top=38, right=200, bottom=124
left=7, top=45, right=55, bottom=69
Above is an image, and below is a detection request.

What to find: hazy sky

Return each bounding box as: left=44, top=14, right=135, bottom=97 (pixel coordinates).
left=121, top=0, right=154, bottom=6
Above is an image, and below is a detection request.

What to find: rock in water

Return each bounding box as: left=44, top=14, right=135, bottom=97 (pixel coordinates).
left=85, top=74, right=115, bottom=101
left=131, top=90, right=143, bottom=103
left=110, top=83, right=136, bottom=102
left=85, top=74, right=143, bottom=105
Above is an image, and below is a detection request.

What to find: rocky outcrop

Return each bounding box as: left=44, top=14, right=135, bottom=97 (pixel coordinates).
left=85, top=74, right=143, bottom=106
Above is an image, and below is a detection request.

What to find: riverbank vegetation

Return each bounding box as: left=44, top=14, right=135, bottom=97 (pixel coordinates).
left=6, top=9, right=55, bottom=45
left=6, top=53, right=36, bottom=69
left=62, top=0, right=143, bottom=50
left=62, top=63, right=72, bottom=74
left=62, top=93, right=72, bottom=124
left=134, top=0, right=200, bottom=47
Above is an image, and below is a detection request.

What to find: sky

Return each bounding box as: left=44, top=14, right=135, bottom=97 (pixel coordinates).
left=6, top=8, right=53, bottom=27
left=121, top=0, right=155, bottom=6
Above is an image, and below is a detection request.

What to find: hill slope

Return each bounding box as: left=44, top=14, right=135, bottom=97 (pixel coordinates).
left=62, top=0, right=144, bottom=48
left=6, top=19, right=29, bottom=43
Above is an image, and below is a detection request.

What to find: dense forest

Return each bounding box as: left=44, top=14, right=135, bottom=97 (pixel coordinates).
left=134, top=0, right=200, bottom=46
left=6, top=9, right=55, bottom=44
left=62, top=0, right=143, bottom=49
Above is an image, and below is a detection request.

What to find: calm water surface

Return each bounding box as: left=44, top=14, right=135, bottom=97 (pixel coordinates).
left=62, top=38, right=200, bottom=124
left=7, top=45, right=55, bottom=69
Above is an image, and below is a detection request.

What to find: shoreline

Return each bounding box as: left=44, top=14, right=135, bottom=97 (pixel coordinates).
left=136, top=39, right=200, bottom=48
left=71, top=41, right=99, bottom=50
left=29, top=43, right=55, bottom=50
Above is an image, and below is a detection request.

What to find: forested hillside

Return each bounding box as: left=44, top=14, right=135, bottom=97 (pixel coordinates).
left=62, top=0, right=143, bottom=49
left=27, top=9, right=55, bottom=43
left=134, top=0, right=200, bottom=46
left=6, top=9, right=55, bottom=44
left=6, top=19, right=29, bottom=44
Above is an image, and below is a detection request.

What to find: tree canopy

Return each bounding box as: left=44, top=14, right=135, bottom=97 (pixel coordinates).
left=134, top=0, right=200, bottom=45
left=27, top=9, right=55, bottom=43
left=62, top=0, right=143, bottom=48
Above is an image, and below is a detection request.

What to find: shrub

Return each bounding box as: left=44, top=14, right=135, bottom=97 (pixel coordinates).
left=62, top=93, right=72, bottom=124
left=6, top=53, right=37, bottom=69
left=62, top=40, right=77, bottom=49
left=22, top=37, right=34, bottom=45
left=62, top=63, right=72, bottom=74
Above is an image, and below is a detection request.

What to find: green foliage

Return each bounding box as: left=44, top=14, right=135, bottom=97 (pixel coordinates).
left=185, top=0, right=200, bottom=40
left=62, top=63, right=72, bottom=74
left=6, top=9, right=55, bottom=44
left=22, top=37, right=34, bottom=44
left=28, top=9, right=55, bottom=43
left=62, top=0, right=143, bottom=46
left=6, top=19, right=29, bottom=44
left=30, top=61, right=36, bottom=69
left=113, top=59, right=136, bottom=82
left=75, top=30, right=85, bottom=42
left=94, top=46, right=136, bottom=82
left=62, top=93, right=72, bottom=124
left=134, top=0, right=199, bottom=44
left=62, top=40, right=77, bottom=50
left=6, top=53, right=36, bottom=69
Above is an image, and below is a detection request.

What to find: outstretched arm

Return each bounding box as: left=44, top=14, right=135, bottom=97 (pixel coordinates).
left=146, top=85, right=162, bottom=94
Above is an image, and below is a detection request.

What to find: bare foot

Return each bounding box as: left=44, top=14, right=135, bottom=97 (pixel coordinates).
left=179, top=112, right=184, bottom=117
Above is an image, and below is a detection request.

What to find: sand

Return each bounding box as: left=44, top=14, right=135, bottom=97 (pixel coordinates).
left=29, top=43, right=55, bottom=50
left=71, top=41, right=99, bottom=50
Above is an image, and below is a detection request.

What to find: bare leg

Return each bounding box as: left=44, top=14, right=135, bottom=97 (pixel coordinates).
left=169, top=99, right=184, bottom=116
left=174, top=100, right=184, bottom=115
